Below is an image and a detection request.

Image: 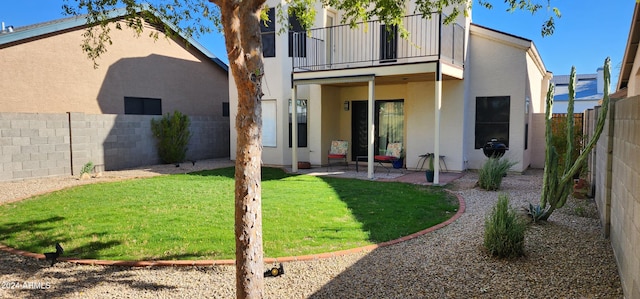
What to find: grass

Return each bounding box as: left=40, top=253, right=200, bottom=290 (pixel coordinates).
left=0, top=167, right=458, bottom=261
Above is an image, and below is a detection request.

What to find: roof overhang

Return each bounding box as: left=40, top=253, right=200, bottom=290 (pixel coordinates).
left=617, top=3, right=640, bottom=91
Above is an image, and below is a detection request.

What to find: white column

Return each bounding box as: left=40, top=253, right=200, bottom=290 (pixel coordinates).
left=291, top=86, right=298, bottom=172
left=434, top=64, right=442, bottom=185
left=367, top=79, right=375, bottom=179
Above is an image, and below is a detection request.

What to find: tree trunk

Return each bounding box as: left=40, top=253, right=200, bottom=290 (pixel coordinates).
left=214, top=0, right=266, bottom=297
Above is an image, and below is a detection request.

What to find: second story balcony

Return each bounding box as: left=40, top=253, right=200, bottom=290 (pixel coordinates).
left=292, top=13, right=465, bottom=73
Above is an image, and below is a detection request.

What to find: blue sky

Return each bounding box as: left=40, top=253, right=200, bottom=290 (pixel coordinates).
left=1, top=1, right=634, bottom=89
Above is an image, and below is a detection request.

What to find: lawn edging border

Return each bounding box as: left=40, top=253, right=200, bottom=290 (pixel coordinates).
left=0, top=190, right=465, bottom=267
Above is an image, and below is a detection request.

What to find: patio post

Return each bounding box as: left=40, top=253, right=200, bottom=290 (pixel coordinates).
left=368, top=79, right=375, bottom=179
left=433, top=63, right=442, bottom=184
left=291, top=85, right=298, bottom=172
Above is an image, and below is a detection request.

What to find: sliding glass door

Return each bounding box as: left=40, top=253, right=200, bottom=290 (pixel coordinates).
left=351, top=100, right=404, bottom=160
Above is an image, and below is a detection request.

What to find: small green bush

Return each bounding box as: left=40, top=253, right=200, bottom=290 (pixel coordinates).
left=80, top=161, right=94, bottom=175
left=477, top=157, right=516, bottom=191
left=484, top=194, right=526, bottom=258
left=151, top=111, right=191, bottom=164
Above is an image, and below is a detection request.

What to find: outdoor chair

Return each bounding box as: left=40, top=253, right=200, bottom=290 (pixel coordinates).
left=327, top=140, right=349, bottom=170
left=374, top=142, right=403, bottom=173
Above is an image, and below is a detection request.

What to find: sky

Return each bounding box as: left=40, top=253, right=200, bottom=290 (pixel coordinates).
left=1, top=1, right=635, bottom=89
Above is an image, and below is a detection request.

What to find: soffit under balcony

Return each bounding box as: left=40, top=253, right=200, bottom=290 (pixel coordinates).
left=293, top=61, right=463, bottom=87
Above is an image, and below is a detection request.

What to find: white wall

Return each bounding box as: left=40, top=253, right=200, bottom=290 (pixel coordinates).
left=465, top=25, right=548, bottom=172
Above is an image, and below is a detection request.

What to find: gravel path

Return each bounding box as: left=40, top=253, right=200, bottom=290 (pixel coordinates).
left=0, top=161, right=623, bottom=298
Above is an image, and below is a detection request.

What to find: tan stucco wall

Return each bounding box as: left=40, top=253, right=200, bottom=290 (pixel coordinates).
left=311, top=80, right=466, bottom=171
left=465, top=26, right=546, bottom=172
left=0, top=21, right=228, bottom=117
left=530, top=113, right=546, bottom=168
left=626, top=37, right=640, bottom=97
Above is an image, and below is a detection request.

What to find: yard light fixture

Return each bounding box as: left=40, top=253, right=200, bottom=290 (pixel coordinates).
left=344, top=101, right=350, bottom=111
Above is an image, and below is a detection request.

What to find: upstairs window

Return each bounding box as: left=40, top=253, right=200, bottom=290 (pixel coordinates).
left=260, top=8, right=276, bottom=58
left=475, top=96, right=510, bottom=149
left=124, top=97, right=161, bottom=115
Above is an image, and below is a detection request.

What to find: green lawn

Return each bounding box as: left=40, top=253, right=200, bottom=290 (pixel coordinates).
left=0, top=167, right=458, bottom=260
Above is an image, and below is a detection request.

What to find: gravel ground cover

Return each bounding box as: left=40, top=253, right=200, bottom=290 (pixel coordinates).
left=0, top=160, right=623, bottom=298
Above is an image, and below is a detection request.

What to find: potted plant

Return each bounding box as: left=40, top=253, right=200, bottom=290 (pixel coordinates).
left=392, top=149, right=405, bottom=169
left=425, top=154, right=435, bottom=183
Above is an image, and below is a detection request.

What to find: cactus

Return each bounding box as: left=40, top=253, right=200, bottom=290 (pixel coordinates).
left=539, top=57, right=611, bottom=220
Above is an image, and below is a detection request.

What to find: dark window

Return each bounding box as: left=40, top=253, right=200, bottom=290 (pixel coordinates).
left=260, top=8, right=276, bottom=58
left=380, top=24, right=398, bottom=62
left=475, top=96, right=510, bottom=149
left=124, top=97, right=161, bottom=115
left=288, top=14, right=306, bottom=57
left=289, top=99, right=307, bottom=147
left=222, top=102, right=230, bottom=117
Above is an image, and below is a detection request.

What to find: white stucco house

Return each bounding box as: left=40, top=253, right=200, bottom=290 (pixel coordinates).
left=228, top=3, right=551, bottom=184
left=551, top=68, right=606, bottom=113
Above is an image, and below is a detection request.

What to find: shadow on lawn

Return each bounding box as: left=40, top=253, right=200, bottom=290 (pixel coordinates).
left=0, top=216, right=122, bottom=264
left=188, top=166, right=458, bottom=244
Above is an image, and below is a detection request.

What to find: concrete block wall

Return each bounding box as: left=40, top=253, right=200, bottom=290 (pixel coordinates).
left=594, top=105, right=612, bottom=236
left=609, top=96, right=640, bottom=299
left=590, top=96, right=640, bottom=299
left=0, top=112, right=230, bottom=181
left=70, top=113, right=161, bottom=173
left=0, top=113, right=71, bottom=181
left=187, top=116, right=230, bottom=161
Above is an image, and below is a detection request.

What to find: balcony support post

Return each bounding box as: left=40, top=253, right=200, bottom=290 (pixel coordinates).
left=367, top=78, right=375, bottom=179
left=291, top=84, right=298, bottom=172
left=434, top=64, right=442, bottom=185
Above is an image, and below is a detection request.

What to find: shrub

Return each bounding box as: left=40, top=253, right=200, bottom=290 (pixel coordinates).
left=477, top=157, right=516, bottom=191
left=484, top=194, right=526, bottom=258
left=80, top=161, right=94, bottom=175
left=151, top=111, right=192, bottom=164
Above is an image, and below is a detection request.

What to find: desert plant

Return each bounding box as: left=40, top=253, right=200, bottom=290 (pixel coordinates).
left=151, top=111, right=192, bottom=164
left=484, top=194, right=526, bottom=258
left=80, top=161, right=94, bottom=175
left=539, top=58, right=611, bottom=220
left=477, top=157, right=517, bottom=191
left=526, top=203, right=549, bottom=223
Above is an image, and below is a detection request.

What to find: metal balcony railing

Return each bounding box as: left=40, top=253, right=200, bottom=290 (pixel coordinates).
left=292, top=13, right=465, bottom=72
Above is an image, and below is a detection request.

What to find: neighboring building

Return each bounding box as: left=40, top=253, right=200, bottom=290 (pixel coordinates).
left=0, top=10, right=230, bottom=181
left=551, top=69, right=605, bottom=113
left=228, top=3, right=551, bottom=182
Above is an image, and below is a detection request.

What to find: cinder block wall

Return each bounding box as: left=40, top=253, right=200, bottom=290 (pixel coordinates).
left=594, top=105, right=612, bottom=236
left=0, top=112, right=230, bottom=181
left=0, top=113, right=71, bottom=181
left=609, top=97, right=640, bottom=299
left=591, top=96, right=640, bottom=299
